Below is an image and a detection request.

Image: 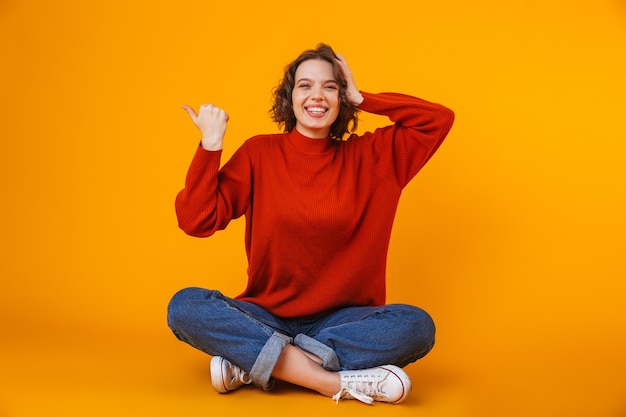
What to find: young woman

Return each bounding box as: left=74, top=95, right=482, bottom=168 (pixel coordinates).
left=168, top=44, right=454, bottom=405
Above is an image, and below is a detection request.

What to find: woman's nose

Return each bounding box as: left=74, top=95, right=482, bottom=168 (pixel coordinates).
left=311, top=86, right=323, bottom=99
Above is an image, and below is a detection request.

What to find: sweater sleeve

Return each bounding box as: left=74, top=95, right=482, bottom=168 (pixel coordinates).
left=175, top=144, right=252, bottom=237
left=356, top=91, right=455, bottom=187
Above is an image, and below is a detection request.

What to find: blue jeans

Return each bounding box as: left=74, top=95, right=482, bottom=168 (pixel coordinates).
left=167, top=288, right=435, bottom=390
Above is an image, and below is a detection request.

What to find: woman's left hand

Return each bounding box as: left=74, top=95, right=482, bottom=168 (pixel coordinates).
left=335, top=54, right=364, bottom=106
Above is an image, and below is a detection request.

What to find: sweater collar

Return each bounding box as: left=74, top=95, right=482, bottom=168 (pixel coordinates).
left=285, top=128, right=334, bottom=155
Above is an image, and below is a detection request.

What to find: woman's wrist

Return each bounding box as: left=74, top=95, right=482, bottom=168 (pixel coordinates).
left=201, top=137, right=223, bottom=151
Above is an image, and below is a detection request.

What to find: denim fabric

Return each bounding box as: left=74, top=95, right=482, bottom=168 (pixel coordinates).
left=167, top=287, right=435, bottom=389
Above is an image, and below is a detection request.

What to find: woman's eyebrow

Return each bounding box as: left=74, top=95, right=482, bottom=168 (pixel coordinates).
left=295, top=78, right=338, bottom=84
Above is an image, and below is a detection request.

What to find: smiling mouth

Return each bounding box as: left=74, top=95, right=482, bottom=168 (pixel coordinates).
left=305, top=106, right=328, bottom=115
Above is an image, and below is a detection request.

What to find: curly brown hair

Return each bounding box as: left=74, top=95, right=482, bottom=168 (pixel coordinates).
left=270, top=44, right=359, bottom=140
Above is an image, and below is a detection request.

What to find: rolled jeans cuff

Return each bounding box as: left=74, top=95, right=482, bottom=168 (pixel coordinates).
left=294, top=334, right=341, bottom=371
left=249, top=332, right=293, bottom=390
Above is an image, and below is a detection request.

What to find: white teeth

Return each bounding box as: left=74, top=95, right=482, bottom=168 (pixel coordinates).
left=307, top=107, right=327, bottom=114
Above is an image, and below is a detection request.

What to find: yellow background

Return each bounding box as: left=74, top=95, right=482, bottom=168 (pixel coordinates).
left=1, top=0, right=625, bottom=416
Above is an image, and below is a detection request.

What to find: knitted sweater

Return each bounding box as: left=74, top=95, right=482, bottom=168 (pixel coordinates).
left=176, top=91, right=454, bottom=318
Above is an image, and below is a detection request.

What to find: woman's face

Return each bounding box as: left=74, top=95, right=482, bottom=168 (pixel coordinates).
left=291, top=59, right=340, bottom=139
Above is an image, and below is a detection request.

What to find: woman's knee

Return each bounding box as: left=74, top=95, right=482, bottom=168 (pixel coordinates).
left=410, top=305, right=435, bottom=339
left=389, top=304, right=436, bottom=355
left=167, top=287, right=217, bottom=329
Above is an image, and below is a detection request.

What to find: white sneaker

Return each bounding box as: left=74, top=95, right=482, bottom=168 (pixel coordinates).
left=210, top=356, right=252, bottom=393
left=331, top=365, right=412, bottom=405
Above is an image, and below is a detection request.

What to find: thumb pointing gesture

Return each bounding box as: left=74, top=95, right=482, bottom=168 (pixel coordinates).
left=182, top=103, right=229, bottom=151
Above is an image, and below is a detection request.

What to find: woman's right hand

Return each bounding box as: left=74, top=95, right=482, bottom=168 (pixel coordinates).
left=335, top=54, right=364, bottom=106
left=182, top=104, right=229, bottom=151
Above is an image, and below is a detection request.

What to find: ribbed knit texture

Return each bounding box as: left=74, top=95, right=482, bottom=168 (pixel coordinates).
left=176, top=91, right=454, bottom=318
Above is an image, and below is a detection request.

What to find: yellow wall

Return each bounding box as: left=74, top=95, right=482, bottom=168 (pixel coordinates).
left=1, top=0, right=625, bottom=416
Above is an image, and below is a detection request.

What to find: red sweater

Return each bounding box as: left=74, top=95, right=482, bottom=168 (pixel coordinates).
left=176, top=91, right=454, bottom=318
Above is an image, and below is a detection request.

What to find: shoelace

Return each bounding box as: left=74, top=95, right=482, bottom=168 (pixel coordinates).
left=332, top=373, right=385, bottom=405
left=332, top=387, right=374, bottom=405
left=231, top=369, right=252, bottom=385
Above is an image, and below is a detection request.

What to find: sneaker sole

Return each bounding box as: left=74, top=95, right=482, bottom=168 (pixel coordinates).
left=209, top=356, right=229, bottom=393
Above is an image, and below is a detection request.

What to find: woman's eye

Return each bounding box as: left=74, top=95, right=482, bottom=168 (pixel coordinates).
left=325, top=84, right=338, bottom=90
left=298, top=83, right=310, bottom=88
